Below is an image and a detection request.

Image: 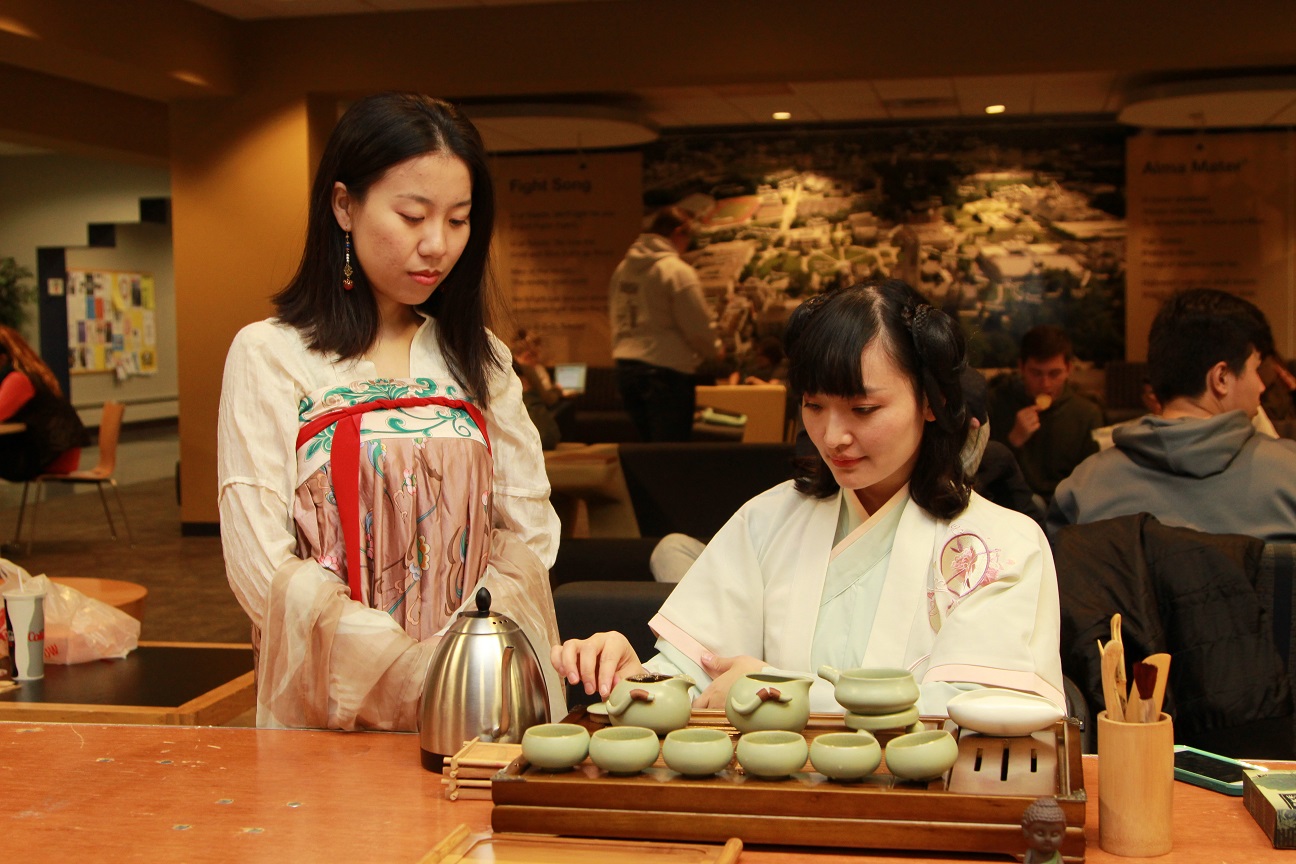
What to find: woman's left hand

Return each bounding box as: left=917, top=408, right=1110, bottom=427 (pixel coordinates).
left=692, top=652, right=765, bottom=709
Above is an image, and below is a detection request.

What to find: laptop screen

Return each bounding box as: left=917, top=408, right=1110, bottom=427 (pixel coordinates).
left=553, top=363, right=587, bottom=393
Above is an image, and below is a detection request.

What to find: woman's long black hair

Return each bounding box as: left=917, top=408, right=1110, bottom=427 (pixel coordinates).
left=273, top=93, right=502, bottom=407
left=786, top=279, right=971, bottom=519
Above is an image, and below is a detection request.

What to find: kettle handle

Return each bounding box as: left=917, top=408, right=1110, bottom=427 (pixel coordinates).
left=493, top=645, right=514, bottom=740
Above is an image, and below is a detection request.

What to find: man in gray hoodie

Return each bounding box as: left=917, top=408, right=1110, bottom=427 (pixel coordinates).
left=1049, top=289, right=1296, bottom=542
left=609, top=206, right=717, bottom=441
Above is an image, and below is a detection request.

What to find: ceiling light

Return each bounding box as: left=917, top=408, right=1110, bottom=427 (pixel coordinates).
left=772, top=111, right=792, bottom=121
left=984, top=104, right=1006, bottom=115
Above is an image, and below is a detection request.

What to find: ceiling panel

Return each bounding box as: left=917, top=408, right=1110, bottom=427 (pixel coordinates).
left=186, top=0, right=614, bottom=17
left=1267, top=99, right=1296, bottom=125
left=718, top=90, right=824, bottom=125
left=636, top=87, right=756, bottom=128
left=870, top=77, right=958, bottom=119
left=1030, top=72, right=1121, bottom=114
left=789, top=80, right=888, bottom=122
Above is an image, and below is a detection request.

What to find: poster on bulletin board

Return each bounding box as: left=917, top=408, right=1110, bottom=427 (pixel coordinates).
left=66, top=269, right=158, bottom=376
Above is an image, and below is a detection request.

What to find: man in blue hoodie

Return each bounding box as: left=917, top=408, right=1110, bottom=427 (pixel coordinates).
left=1048, top=289, right=1296, bottom=542
left=609, top=207, right=717, bottom=441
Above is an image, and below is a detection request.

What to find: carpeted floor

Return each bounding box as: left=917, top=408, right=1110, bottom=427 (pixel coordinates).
left=0, top=477, right=250, bottom=644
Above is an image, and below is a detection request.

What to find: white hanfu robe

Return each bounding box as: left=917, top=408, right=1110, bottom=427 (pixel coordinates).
left=646, top=481, right=1064, bottom=714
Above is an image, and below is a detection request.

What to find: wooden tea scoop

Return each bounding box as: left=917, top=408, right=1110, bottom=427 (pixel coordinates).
left=1098, top=639, right=1125, bottom=720
left=1143, top=653, right=1171, bottom=719
left=1109, top=613, right=1128, bottom=712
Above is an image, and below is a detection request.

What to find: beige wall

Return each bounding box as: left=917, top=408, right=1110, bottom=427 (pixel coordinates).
left=170, top=93, right=315, bottom=524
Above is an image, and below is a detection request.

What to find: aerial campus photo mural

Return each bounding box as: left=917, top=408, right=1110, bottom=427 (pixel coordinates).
left=642, top=123, right=1130, bottom=369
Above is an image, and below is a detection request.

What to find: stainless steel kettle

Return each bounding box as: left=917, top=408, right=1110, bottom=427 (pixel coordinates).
left=418, top=586, right=550, bottom=771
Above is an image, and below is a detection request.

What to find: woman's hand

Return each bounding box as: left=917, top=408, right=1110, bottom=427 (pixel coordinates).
left=550, top=632, right=644, bottom=700
left=692, top=652, right=765, bottom=709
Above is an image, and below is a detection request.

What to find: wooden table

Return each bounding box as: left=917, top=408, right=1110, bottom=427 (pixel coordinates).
left=0, top=721, right=1284, bottom=863
left=0, top=641, right=253, bottom=725
left=50, top=576, right=148, bottom=621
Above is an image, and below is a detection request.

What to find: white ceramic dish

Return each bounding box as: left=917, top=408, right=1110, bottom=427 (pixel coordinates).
left=945, top=688, right=1065, bottom=737
left=586, top=701, right=609, bottom=716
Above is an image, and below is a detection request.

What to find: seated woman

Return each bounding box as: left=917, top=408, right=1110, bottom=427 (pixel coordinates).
left=552, top=279, right=1063, bottom=715
left=0, top=325, right=90, bottom=482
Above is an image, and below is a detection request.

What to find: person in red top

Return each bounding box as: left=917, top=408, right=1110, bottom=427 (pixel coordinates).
left=0, top=325, right=89, bottom=481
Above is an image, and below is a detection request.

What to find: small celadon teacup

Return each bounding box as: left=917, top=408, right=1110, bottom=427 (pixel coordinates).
left=884, top=729, right=959, bottom=782
left=588, top=725, right=661, bottom=775
left=735, top=729, right=810, bottom=780
left=809, top=731, right=882, bottom=781
left=521, top=722, right=590, bottom=771
left=662, top=727, right=735, bottom=778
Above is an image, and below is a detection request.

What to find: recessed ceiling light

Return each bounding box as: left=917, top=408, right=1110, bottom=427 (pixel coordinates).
left=772, top=111, right=792, bottom=121
left=985, top=104, right=1006, bottom=115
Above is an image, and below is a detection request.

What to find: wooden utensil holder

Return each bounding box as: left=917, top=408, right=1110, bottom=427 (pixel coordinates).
left=1097, top=710, right=1173, bottom=857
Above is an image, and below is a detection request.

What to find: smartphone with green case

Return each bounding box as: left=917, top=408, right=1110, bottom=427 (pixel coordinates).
left=1173, top=744, right=1266, bottom=796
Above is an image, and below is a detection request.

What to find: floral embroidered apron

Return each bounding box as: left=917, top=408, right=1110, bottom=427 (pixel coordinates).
left=293, top=378, right=492, bottom=641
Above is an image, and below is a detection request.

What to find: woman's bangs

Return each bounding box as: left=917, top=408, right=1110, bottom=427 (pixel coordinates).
left=789, top=311, right=875, bottom=398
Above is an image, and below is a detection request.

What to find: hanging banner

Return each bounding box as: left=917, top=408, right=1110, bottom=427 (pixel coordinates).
left=1126, top=132, right=1294, bottom=359
left=492, top=151, right=642, bottom=365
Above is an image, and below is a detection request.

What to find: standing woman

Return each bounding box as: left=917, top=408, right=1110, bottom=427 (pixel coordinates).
left=0, top=325, right=89, bottom=482
left=219, top=93, right=564, bottom=731
left=553, top=280, right=1063, bottom=714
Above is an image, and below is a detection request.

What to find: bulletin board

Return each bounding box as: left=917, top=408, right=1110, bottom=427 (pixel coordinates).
left=66, top=269, right=158, bottom=376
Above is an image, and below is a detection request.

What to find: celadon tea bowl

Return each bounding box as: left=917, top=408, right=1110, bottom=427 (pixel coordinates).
left=736, top=729, right=809, bottom=780
left=817, top=665, right=919, bottom=715
left=521, top=722, right=590, bottom=771
left=662, top=727, right=734, bottom=777
left=809, top=731, right=882, bottom=781
left=588, top=725, right=660, bottom=775
left=884, top=729, right=958, bottom=782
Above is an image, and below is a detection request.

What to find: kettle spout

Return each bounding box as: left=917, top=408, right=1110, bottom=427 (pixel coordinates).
left=489, top=645, right=514, bottom=740
left=817, top=664, right=841, bottom=685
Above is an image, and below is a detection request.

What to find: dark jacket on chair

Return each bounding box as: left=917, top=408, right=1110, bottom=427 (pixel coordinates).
left=1053, top=513, right=1295, bottom=758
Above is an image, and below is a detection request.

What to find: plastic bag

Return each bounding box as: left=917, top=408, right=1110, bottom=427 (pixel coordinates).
left=0, top=560, right=139, bottom=664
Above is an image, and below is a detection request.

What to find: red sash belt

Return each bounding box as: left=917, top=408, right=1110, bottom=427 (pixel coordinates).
left=295, top=396, right=490, bottom=601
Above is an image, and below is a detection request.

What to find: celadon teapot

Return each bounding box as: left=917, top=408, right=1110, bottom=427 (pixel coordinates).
left=605, top=673, right=695, bottom=735
left=726, top=672, right=814, bottom=733
left=418, top=587, right=550, bottom=771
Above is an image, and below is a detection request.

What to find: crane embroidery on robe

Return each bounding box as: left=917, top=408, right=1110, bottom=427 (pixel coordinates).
left=928, top=531, right=1008, bottom=632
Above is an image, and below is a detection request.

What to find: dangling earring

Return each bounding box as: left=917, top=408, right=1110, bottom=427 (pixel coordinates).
left=342, top=231, right=354, bottom=291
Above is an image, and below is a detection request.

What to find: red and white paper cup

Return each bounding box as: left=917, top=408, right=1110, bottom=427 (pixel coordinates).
left=3, top=587, right=45, bottom=680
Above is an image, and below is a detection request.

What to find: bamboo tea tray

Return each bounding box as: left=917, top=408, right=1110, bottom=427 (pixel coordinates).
left=491, top=708, right=1086, bottom=861
left=420, top=823, right=742, bottom=863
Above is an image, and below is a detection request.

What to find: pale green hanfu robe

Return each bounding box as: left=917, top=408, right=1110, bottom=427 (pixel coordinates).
left=646, top=485, right=982, bottom=714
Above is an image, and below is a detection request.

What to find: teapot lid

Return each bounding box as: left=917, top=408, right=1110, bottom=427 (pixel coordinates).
left=445, top=587, right=523, bottom=636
